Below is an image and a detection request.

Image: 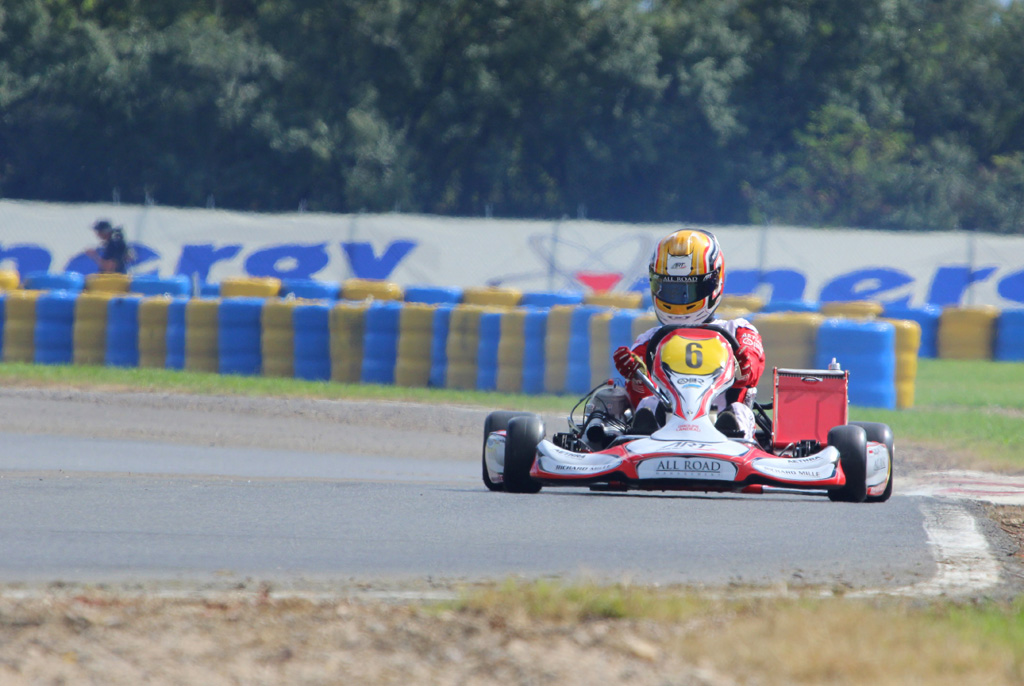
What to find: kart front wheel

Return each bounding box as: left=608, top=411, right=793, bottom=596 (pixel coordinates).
left=827, top=425, right=868, bottom=503
left=504, top=415, right=545, bottom=494
left=852, top=421, right=894, bottom=503
left=482, top=411, right=534, bottom=491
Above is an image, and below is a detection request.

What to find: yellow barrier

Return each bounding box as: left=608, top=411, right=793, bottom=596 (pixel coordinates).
left=721, top=295, right=765, bottom=313
left=752, top=312, right=825, bottom=399
left=262, top=299, right=298, bottom=378
left=184, top=299, right=220, bottom=372
left=938, top=305, right=999, bottom=360
left=445, top=305, right=485, bottom=390
left=2, top=290, right=41, bottom=362
left=138, top=297, right=171, bottom=368
left=0, top=270, right=19, bottom=291
left=496, top=309, right=527, bottom=393
left=330, top=301, right=369, bottom=383
left=883, top=318, right=922, bottom=409
left=630, top=313, right=658, bottom=341
left=85, top=273, right=130, bottom=294
left=395, top=304, right=435, bottom=387
left=73, top=292, right=114, bottom=365
left=582, top=292, right=642, bottom=309
left=462, top=286, right=522, bottom=308
left=220, top=277, right=281, bottom=298
left=342, top=278, right=403, bottom=302
left=819, top=301, right=883, bottom=319
left=543, top=306, right=574, bottom=393
left=589, top=311, right=615, bottom=387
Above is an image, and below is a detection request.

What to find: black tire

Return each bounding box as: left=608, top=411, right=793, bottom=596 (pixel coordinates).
left=482, top=411, right=534, bottom=491
left=503, top=415, right=545, bottom=494
left=827, top=425, right=868, bottom=503
left=852, top=421, right=894, bottom=503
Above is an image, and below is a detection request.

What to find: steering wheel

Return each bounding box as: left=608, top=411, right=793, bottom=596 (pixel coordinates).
left=643, top=323, right=741, bottom=372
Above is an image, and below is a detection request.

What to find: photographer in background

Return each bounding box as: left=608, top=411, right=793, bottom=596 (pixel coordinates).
left=86, top=219, right=130, bottom=274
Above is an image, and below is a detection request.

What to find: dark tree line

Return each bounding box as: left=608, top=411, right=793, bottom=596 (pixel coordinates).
left=1, top=0, right=1022, bottom=232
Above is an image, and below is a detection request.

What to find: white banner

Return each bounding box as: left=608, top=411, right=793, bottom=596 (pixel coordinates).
left=2, top=199, right=1023, bottom=308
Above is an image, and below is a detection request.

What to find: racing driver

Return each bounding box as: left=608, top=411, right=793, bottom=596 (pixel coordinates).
left=610, top=228, right=765, bottom=441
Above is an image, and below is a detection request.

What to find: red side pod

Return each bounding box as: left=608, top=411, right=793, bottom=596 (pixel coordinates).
left=772, top=368, right=848, bottom=448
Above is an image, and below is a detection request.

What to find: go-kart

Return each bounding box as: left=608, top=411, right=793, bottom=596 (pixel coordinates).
left=482, top=324, right=893, bottom=503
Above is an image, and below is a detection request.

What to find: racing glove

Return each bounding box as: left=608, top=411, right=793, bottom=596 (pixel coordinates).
left=732, top=327, right=765, bottom=388
left=613, top=346, right=647, bottom=379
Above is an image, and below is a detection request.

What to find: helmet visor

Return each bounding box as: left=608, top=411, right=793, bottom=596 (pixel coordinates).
left=651, top=270, right=720, bottom=305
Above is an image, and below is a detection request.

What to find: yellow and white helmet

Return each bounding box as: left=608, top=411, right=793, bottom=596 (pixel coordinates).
left=649, top=229, right=725, bottom=326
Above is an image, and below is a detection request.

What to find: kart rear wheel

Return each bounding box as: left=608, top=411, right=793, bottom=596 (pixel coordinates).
left=504, top=415, right=545, bottom=494
left=827, top=425, right=868, bottom=503
left=852, top=421, right=894, bottom=503
left=482, top=411, right=534, bottom=491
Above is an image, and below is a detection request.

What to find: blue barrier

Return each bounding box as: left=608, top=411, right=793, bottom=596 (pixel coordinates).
left=566, top=306, right=605, bottom=395
left=200, top=282, right=220, bottom=297
left=762, top=299, right=820, bottom=314
left=281, top=279, right=341, bottom=300
left=34, top=291, right=77, bottom=364
left=165, top=297, right=188, bottom=370
left=106, top=296, right=142, bottom=367
left=361, top=301, right=402, bottom=384
left=883, top=304, right=941, bottom=358
left=815, top=319, right=896, bottom=409
left=24, top=271, right=85, bottom=293
left=476, top=311, right=502, bottom=391
left=405, top=285, right=463, bottom=305
left=521, top=307, right=548, bottom=394
left=608, top=310, right=642, bottom=384
left=294, top=303, right=331, bottom=380
left=130, top=275, right=192, bottom=297
left=218, top=298, right=263, bottom=375
left=429, top=306, right=454, bottom=387
left=520, top=290, right=584, bottom=308
left=996, top=310, right=1024, bottom=362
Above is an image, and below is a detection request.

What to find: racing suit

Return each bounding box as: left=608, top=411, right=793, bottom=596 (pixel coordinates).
left=615, top=318, right=765, bottom=439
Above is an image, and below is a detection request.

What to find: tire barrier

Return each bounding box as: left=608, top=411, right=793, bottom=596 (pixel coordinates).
left=281, top=278, right=340, bottom=301
left=445, top=305, right=485, bottom=390
left=131, top=275, right=192, bottom=297
left=883, top=305, right=940, bottom=358
left=73, top=293, right=114, bottom=365
left=721, top=295, right=765, bottom=313
left=166, top=298, right=189, bottom=370
left=342, top=278, right=403, bottom=302
left=2, top=290, right=40, bottom=362
left=0, top=270, right=19, bottom=291
left=330, top=302, right=369, bottom=383
left=138, top=297, right=171, bottom=369
left=522, top=308, right=548, bottom=394
left=566, top=306, right=605, bottom=395
left=106, top=296, right=142, bottom=368
left=294, top=303, right=331, bottom=381
left=262, top=299, right=297, bottom=378
left=938, top=305, right=999, bottom=360
left=544, top=305, right=574, bottom=394
left=496, top=309, right=527, bottom=393
left=85, top=273, right=130, bottom=294
left=185, top=299, right=220, bottom=373
left=520, top=291, right=584, bottom=308
left=819, top=300, right=883, bottom=319
left=404, top=285, right=463, bottom=305
left=761, top=299, right=820, bottom=314
left=218, top=297, right=264, bottom=375
left=752, top=312, right=825, bottom=400
left=608, top=310, right=643, bottom=383
left=462, top=286, right=522, bottom=308
left=0, top=294, right=5, bottom=359
left=24, top=271, right=85, bottom=293
left=361, top=301, right=402, bottom=384
left=200, top=282, right=221, bottom=297
left=220, top=276, right=281, bottom=299
left=429, top=306, right=454, bottom=387
left=476, top=311, right=502, bottom=391
left=815, top=319, right=897, bottom=409
left=583, top=291, right=643, bottom=309
left=996, top=310, right=1024, bottom=362
left=882, top=318, right=922, bottom=409
left=589, top=310, right=615, bottom=387
left=395, top=303, right=435, bottom=387
left=34, top=291, right=77, bottom=365
left=630, top=312, right=659, bottom=341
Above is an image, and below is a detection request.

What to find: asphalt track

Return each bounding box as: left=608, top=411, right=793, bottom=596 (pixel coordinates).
left=0, top=388, right=1013, bottom=593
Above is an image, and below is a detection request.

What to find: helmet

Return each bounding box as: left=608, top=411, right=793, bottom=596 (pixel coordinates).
left=649, top=229, right=724, bottom=326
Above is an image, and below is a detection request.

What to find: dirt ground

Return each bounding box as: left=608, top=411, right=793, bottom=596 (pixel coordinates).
left=1, top=387, right=1021, bottom=685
